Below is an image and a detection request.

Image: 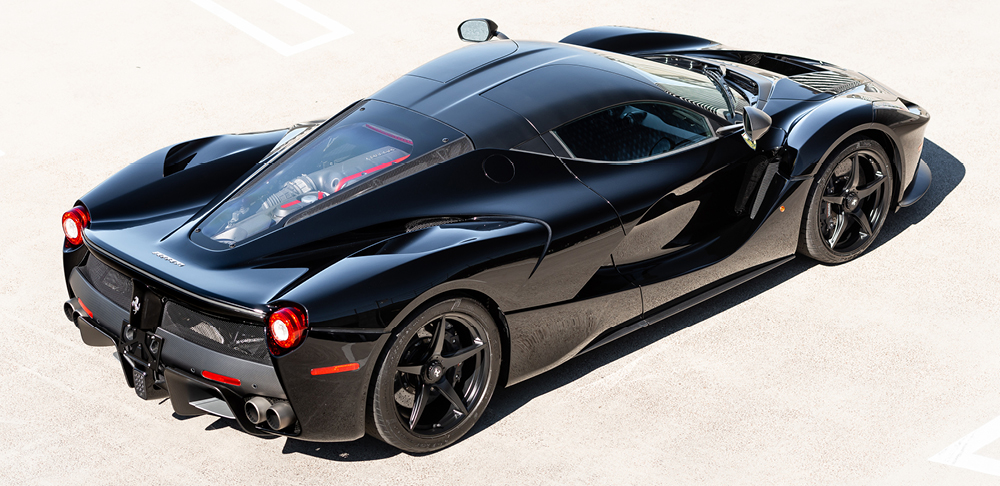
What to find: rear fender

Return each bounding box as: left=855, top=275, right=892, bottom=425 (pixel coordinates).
left=81, top=130, right=285, bottom=224
left=277, top=219, right=551, bottom=332
left=268, top=219, right=547, bottom=441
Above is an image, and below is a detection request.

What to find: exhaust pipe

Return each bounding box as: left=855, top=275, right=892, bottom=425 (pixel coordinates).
left=64, top=301, right=76, bottom=321
left=265, top=401, right=296, bottom=430
left=244, top=396, right=271, bottom=425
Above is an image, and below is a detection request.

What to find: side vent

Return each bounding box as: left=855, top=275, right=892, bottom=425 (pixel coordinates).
left=725, top=72, right=759, bottom=96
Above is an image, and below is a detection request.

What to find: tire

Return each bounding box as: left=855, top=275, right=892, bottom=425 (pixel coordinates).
left=798, top=136, right=894, bottom=264
left=370, top=297, right=501, bottom=453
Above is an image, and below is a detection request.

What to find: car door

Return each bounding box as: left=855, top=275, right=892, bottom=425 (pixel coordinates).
left=547, top=101, right=772, bottom=315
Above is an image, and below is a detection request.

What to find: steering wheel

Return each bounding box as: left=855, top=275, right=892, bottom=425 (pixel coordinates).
left=648, top=137, right=674, bottom=157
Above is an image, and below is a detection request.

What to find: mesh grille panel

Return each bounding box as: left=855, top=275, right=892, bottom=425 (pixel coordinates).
left=160, top=302, right=270, bottom=365
left=79, top=256, right=133, bottom=310
left=789, top=71, right=863, bottom=94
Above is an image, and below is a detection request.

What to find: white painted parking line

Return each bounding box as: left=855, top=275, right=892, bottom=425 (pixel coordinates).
left=930, top=414, right=1000, bottom=477
left=189, top=0, right=352, bottom=56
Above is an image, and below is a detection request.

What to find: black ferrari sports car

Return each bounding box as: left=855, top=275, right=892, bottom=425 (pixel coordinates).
left=61, top=19, right=931, bottom=452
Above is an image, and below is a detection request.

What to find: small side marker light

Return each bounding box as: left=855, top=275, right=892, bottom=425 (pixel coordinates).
left=310, top=363, right=360, bottom=376
left=779, top=206, right=785, bottom=212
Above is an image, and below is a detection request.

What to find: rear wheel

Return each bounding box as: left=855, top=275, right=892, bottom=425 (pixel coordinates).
left=370, top=297, right=501, bottom=453
left=799, top=137, right=893, bottom=264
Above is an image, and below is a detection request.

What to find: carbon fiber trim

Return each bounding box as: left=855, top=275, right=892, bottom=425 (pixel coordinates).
left=156, top=328, right=286, bottom=399
left=68, top=269, right=128, bottom=338
left=160, top=302, right=269, bottom=364
left=78, top=255, right=133, bottom=310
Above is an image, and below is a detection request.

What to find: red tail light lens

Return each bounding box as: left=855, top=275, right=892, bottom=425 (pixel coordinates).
left=62, top=206, right=90, bottom=247
left=201, top=370, right=241, bottom=386
left=267, top=306, right=308, bottom=356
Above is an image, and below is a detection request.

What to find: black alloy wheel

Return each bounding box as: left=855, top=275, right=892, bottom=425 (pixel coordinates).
left=370, top=297, right=501, bottom=453
left=799, top=137, right=894, bottom=264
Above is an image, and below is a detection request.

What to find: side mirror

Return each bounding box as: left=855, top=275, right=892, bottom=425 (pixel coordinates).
left=742, top=106, right=772, bottom=142
left=458, top=18, right=503, bottom=42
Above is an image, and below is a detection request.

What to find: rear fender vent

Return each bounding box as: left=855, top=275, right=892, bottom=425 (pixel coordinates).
left=406, top=217, right=471, bottom=233
left=163, top=137, right=213, bottom=177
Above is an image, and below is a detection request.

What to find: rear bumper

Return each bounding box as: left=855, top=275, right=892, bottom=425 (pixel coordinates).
left=163, top=366, right=275, bottom=437
left=63, top=245, right=385, bottom=442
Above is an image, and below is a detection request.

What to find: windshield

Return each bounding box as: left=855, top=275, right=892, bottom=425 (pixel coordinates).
left=594, top=50, right=741, bottom=120
left=195, top=100, right=466, bottom=247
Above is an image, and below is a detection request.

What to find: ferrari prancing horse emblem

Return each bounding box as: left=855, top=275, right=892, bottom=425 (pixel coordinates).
left=132, top=296, right=141, bottom=314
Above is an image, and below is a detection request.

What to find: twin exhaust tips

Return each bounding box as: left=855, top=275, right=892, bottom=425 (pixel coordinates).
left=245, top=396, right=296, bottom=431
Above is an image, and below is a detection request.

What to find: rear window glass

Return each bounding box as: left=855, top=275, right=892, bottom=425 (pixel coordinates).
left=195, top=100, right=466, bottom=247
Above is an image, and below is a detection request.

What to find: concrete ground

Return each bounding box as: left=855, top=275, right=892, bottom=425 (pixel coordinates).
left=1, top=0, right=998, bottom=484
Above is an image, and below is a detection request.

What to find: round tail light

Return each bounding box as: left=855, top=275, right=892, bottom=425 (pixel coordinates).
left=267, top=305, right=308, bottom=356
left=62, top=205, right=91, bottom=247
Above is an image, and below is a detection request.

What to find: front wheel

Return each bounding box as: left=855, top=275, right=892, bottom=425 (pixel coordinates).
left=798, top=137, right=894, bottom=264
left=370, top=297, right=501, bottom=453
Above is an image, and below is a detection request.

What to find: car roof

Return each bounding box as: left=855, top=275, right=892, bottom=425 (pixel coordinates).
left=370, top=40, right=714, bottom=150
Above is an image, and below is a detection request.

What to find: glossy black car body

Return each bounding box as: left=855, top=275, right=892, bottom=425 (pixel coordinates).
left=61, top=23, right=930, bottom=452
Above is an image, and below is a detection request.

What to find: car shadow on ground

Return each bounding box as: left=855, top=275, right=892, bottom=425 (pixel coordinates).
left=263, top=138, right=962, bottom=461
left=870, top=139, right=964, bottom=252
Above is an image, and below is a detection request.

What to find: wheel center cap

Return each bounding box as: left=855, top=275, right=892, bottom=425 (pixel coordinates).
left=425, top=362, right=444, bottom=382
left=845, top=193, right=860, bottom=211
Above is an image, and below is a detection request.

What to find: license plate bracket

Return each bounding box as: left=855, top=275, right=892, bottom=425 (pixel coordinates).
left=119, top=280, right=168, bottom=400
left=118, top=323, right=168, bottom=400
left=129, top=281, right=163, bottom=331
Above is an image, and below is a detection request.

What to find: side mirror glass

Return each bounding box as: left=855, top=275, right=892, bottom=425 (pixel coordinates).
left=742, top=106, right=772, bottom=142
left=458, top=18, right=499, bottom=42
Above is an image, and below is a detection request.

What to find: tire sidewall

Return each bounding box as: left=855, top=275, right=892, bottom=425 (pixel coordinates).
left=799, top=137, right=893, bottom=264
left=371, top=297, right=501, bottom=453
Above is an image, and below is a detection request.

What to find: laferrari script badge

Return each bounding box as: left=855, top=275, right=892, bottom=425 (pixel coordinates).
left=152, top=251, right=185, bottom=267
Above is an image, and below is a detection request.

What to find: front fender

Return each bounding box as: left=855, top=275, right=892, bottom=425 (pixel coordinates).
left=784, top=97, right=874, bottom=178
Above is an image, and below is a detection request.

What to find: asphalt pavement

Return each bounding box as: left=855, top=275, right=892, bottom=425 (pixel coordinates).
left=2, top=0, right=999, bottom=484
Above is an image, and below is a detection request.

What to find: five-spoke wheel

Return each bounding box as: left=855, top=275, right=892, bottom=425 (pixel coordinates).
left=370, top=297, right=500, bottom=452
left=799, top=137, right=894, bottom=263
